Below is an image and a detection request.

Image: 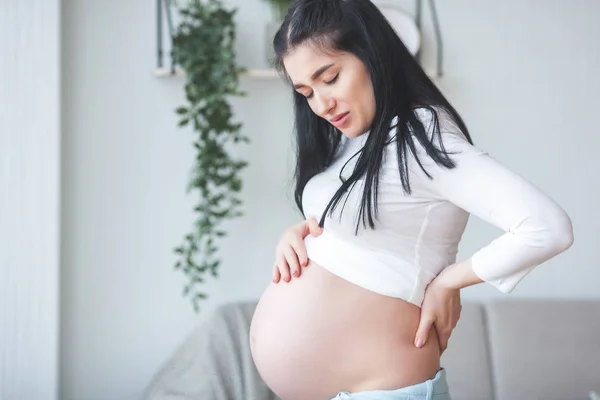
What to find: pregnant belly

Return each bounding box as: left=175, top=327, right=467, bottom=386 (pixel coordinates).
left=249, top=261, right=441, bottom=400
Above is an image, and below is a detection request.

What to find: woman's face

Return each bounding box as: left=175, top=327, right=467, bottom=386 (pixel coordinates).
left=283, top=42, right=376, bottom=138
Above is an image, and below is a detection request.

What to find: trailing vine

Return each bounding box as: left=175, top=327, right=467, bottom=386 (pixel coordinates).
left=261, top=0, right=292, bottom=20
left=171, top=0, right=248, bottom=312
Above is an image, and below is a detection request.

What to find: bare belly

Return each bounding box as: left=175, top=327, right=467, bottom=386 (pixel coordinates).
left=249, top=260, right=441, bottom=400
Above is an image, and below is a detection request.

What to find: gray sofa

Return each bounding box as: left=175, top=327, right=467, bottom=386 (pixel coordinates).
left=144, top=299, right=600, bottom=400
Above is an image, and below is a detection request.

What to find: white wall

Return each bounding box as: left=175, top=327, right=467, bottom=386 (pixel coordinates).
left=60, top=0, right=600, bottom=399
left=0, top=0, right=61, bottom=399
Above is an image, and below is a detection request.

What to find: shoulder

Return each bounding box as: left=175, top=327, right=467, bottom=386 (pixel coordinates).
left=401, top=105, right=489, bottom=180
left=411, top=105, right=463, bottom=136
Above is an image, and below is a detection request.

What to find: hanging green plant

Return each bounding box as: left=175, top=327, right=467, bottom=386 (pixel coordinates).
left=171, top=0, right=248, bottom=312
left=261, top=0, right=292, bottom=21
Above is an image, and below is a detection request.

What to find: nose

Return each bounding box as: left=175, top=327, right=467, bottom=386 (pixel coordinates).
left=313, top=91, right=335, bottom=117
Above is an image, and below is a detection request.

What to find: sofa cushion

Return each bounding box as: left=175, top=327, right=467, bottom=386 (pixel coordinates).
left=486, top=299, right=600, bottom=400
left=441, top=301, right=495, bottom=400
left=143, top=301, right=279, bottom=400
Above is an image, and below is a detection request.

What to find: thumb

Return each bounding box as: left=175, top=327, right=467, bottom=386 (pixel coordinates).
left=414, top=315, right=434, bottom=348
left=305, top=217, right=323, bottom=238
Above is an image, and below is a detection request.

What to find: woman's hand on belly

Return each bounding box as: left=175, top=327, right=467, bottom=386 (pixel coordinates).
left=414, top=278, right=462, bottom=354
left=250, top=261, right=443, bottom=400
left=272, top=217, right=323, bottom=283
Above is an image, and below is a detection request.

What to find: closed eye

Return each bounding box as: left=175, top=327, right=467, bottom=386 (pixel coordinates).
left=325, top=73, right=339, bottom=85
left=305, top=73, right=339, bottom=99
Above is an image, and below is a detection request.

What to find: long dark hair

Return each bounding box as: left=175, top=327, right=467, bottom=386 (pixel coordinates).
left=273, top=0, right=473, bottom=233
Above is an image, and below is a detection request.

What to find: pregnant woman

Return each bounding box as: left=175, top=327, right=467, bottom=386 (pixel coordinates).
left=249, top=1, right=574, bottom=399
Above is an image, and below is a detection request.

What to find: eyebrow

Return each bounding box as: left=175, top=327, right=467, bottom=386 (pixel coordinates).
left=293, top=63, right=335, bottom=89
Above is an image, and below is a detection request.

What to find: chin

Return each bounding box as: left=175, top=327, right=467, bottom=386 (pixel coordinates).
left=341, top=127, right=367, bottom=139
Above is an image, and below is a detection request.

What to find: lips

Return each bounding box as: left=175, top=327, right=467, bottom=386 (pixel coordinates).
left=330, top=112, right=349, bottom=122
left=329, top=112, right=350, bottom=129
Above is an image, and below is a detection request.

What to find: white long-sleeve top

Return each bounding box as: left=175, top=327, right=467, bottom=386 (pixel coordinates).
left=302, top=107, right=574, bottom=306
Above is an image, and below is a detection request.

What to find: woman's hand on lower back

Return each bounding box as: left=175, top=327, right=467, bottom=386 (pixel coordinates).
left=414, top=277, right=462, bottom=355
left=272, top=217, right=323, bottom=283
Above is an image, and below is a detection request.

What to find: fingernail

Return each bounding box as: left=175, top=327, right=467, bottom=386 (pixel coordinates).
left=415, top=339, right=424, bottom=348
left=293, top=271, right=299, bottom=277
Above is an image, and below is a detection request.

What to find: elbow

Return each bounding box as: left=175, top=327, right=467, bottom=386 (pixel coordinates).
left=544, top=210, right=574, bottom=254
left=548, top=226, right=574, bottom=254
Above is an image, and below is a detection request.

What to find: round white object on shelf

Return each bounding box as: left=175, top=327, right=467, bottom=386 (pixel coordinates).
left=375, top=2, right=421, bottom=55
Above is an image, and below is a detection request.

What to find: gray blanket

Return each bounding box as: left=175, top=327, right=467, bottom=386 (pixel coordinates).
left=144, top=301, right=279, bottom=400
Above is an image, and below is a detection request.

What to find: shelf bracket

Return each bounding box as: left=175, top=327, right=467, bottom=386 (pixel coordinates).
left=157, top=0, right=176, bottom=75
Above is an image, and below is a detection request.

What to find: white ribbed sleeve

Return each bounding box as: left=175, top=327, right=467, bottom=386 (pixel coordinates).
left=412, top=108, right=574, bottom=293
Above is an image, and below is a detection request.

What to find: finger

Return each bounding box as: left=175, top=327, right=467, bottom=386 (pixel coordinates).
left=289, top=239, right=308, bottom=267
left=276, top=254, right=291, bottom=282
left=305, top=217, right=323, bottom=238
left=452, top=317, right=459, bottom=328
left=272, top=263, right=281, bottom=283
left=440, top=343, right=448, bottom=356
left=438, top=332, right=449, bottom=354
left=415, top=314, right=434, bottom=348
left=283, top=246, right=301, bottom=278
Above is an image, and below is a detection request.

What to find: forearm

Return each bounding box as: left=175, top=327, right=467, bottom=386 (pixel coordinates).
left=436, top=258, right=483, bottom=290
left=412, top=113, right=574, bottom=294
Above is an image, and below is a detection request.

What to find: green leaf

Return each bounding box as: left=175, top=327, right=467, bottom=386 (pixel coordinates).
left=171, top=0, right=247, bottom=313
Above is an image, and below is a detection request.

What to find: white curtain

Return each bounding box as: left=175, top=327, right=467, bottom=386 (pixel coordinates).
left=0, top=0, right=61, bottom=398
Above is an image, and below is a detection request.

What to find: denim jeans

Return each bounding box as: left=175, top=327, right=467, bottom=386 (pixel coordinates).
left=330, top=368, right=450, bottom=400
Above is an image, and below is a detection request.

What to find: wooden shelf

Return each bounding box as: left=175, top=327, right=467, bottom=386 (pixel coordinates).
left=154, top=1, right=444, bottom=81
left=155, top=67, right=440, bottom=80
left=154, top=67, right=279, bottom=79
